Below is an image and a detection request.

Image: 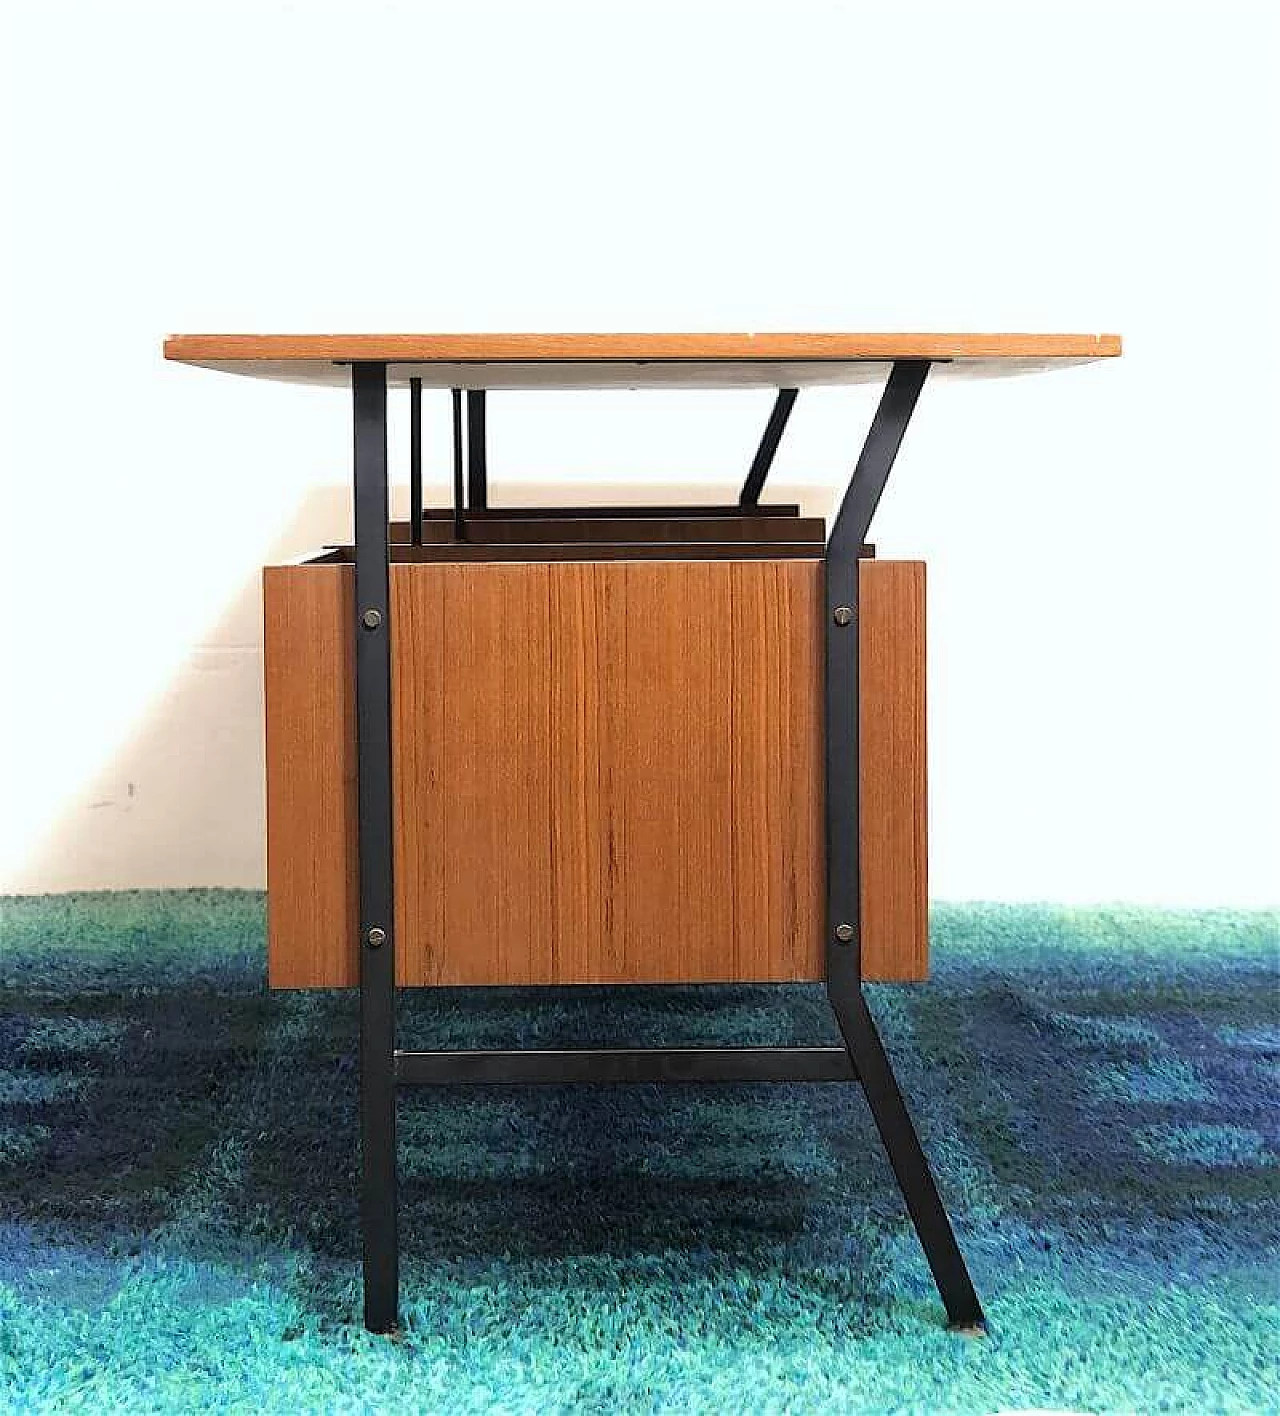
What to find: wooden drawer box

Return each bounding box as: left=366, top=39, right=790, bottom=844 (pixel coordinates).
left=263, top=554, right=926, bottom=987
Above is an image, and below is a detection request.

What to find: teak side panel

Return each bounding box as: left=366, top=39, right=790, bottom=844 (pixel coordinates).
left=264, top=557, right=927, bottom=987
left=392, top=561, right=825, bottom=985
left=263, top=565, right=358, bottom=988
left=858, top=560, right=929, bottom=982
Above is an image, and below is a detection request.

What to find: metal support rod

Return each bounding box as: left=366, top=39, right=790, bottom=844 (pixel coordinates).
left=451, top=388, right=465, bottom=540
left=824, top=358, right=985, bottom=1332
left=409, top=377, right=423, bottom=546
left=827, top=363, right=928, bottom=571
left=739, top=388, right=798, bottom=506
left=396, top=1046, right=856, bottom=1086
left=466, top=389, right=488, bottom=509
left=352, top=362, right=398, bottom=1335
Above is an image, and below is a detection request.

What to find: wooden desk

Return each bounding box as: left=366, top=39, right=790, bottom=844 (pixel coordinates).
left=166, top=331, right=1120, bottom=1335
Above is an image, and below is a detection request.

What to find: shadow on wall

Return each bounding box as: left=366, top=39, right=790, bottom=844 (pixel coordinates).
left=14, top=480, right=833, bottom=893
left=10, top=486, right=352, bottom=893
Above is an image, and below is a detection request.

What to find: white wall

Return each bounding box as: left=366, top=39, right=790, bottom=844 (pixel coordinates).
left=2, top=0, right=1276, bottom=905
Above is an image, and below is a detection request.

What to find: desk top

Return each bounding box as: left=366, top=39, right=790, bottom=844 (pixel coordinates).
left=163, top=332, right=1121, bottom=390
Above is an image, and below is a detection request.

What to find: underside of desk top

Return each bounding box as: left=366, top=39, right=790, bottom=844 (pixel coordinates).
left=163, top=332, right=1121, bottom=389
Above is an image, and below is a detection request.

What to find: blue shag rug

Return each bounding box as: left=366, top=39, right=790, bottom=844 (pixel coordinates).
left=1, top=893, right=1277, bottom=1413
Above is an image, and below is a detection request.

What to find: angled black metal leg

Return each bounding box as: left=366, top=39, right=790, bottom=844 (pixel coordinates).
left=353, top=362, right=398, bottom=1334
left=826, top=360, right=985, bottom=1332
left=828, top=980, right=985, bottom=1330
left=739, top=387, right=798, bottom=506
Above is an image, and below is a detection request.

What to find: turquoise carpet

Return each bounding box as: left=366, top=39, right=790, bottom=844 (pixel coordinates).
left=1, top=893, right=1277, bottom=1413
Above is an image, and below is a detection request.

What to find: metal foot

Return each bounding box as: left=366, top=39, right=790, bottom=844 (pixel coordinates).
left=831, top=983, right=986, bottom=1331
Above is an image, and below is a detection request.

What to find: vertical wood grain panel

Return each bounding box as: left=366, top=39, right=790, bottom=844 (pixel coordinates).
left=727, top=561, right=827, bottom=979
left=783, top=562, right=827, bottom=976
left=616, top=563, right=731, bottom=980
left=263, top=564, right=358, bottom=987
left=859, top=559, right=929, bottom=981
left=545, top=564, right=596, bottom=982
left=394, top=565, right=558, bottom=985
left=388, top=559, right=824, bottom=985
left=389, top=565, right=445, bottom=985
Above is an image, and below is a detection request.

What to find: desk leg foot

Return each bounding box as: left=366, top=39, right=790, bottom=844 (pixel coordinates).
left=830, top=982, right=986, bottom=1332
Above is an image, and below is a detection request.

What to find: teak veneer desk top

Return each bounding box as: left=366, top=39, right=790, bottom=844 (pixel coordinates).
left=165, top=330, right=1119, bottom=387
left=166, top=331, right=1120, bottom=1336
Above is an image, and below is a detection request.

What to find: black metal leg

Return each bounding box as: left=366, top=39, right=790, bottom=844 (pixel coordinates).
left=451, top=387, right=465, bottom=541
left=353, top=362, right=398, bottom=1334
left=825, top=360, right=985, bottom=1332
left=466, top=389, right=487, bottom=509
left=409, top=377, right=423, bottom=547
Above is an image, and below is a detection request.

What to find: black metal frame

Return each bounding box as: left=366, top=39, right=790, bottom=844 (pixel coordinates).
left=408, top=377, right=423, bottom=546
left=349, top=360, right=984, bottom=1337
left=739, top=387, right=798, bottom=506
left=396, top=1045, right=855, bottom=1085
left=466, top=389, right=488, bottom=509
left=352, top=363, right=398, bottom=1333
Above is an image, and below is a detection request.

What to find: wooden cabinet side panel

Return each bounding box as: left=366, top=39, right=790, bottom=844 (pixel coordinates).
left=859, top=560, right=929, bottom=981
left=263, top=557, right=925, bottom=987
left=392, top=560, right=825, bottom=985
left=263, top=564, right=358, bottom=987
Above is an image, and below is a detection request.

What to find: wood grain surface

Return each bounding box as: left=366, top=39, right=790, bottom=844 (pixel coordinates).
left=263, top=564, right=358, bottom=987
left=858, top=560, right=929, bottom=981
left=164, top=331, right=1119, bottom=389
left=168, top=331, right=1119, bottom=363
left=263, top=557, right=928, bottom=987
left=392, top=560, right=825, bottom=985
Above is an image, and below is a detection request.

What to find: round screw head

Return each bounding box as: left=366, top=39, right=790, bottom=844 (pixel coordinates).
left=361, top=608, right=383, bottom=630
left=366, top=927, right=387, bottom=948
left=835, top=923, right=855, bottom=943
left=833, top=606, right=854, bottom=627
